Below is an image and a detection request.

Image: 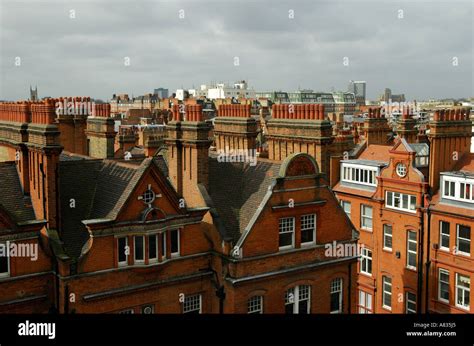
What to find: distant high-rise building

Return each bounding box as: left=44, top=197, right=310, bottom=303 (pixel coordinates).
left=347, top=80, right=366, bottom=106
left=153, top=88, right=169, bottom=99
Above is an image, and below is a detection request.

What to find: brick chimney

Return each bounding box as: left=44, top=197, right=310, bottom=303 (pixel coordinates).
left=116, top=127, right=138, bottom=155
left=214, top=104, right=259, bottom=153
left=396, top=106, right=417, bottom=143
left=56, top=97, right=89, bottom=155
left=362, top=107, right=392, bottom=145
left=266, top=103, right=334, bottom=178
left=138, top=126, right=165, bottom=157
left=329, top=127, right=356, bottom=187
left=85, top=104, right=116, bottom=159
left=428, top=107, right=472, bottom=192
left=165, top=104, right=212, bottom=207
left=0, top=99, right=63, bottom=229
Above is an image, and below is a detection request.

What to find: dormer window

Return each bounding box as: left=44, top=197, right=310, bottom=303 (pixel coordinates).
left=442, top=175, right=474, bottom=203
left=341, top=162, right=379, bottom=187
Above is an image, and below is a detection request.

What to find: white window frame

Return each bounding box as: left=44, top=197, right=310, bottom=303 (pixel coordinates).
left=341, top=163, right=378, bottom=187
left=455, top=273, right=470, bottom=311
left=285, top=285, right=311, bottom=314
left=438, top=269, right=450, bottom=303
left=183, top=294, right=202, bottom=314
left=134, top=235, right=145, bottom=264
left=161, top=232, right=167, bottom=260
left=383, top=224, right=393, bottom=251
left=382, top=276, right=392, bottom=311
left=406, top=291, right=416, bottom=314
left=279, top=217, right=295, bottom=250
left=148, top=234, right=158, bottom=264
left=385, top=191, right=417, bottom=213
left=360, top=205, right=373, bottom=231
left=358, top=290, right=372, bottom=314
left=360, top=248, right=372, bottom=276
left=170, top=229, right=180, bottom=258
left=439, top=221, right=450, bottom=252
left=247, top=296, right=263, bottom=314
left=456, top=224, right=471, bottom=257
left=330, top=278, right=343, bottom=314
left=340, top=200, right=351, bottom=219
left=407, top=231, right=417, bottom=270
left=300, top=214, right=316, bottom=246
left=117, top=237, right=128, bottom=267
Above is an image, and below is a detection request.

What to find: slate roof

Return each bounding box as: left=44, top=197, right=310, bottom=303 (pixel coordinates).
left=205, top=154, right=280, bottom=243
left=59, top=158, right=158, bottom=258
left=0, top=162, right=36, bottom=225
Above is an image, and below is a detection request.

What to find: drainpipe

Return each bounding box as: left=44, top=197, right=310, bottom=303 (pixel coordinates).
left=348, top=262, right=352, bottom=314
left=417, top=201, right=425, bottom=314
left=424, top=203, right=432, bottom=314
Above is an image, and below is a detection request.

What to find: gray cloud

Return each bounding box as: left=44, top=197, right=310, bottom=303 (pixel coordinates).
left=0, top=0, right=472, bottom=101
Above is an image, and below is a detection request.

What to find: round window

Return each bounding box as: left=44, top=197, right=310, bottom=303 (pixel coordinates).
left=396, top=163, right=407, bottom=177
left=142, top=189, right=156, bottom=204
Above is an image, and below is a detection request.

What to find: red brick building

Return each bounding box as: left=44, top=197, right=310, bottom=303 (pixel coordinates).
left=0, top=100, right=358, bottom=314
left=333, top=106, right=473, bottom=314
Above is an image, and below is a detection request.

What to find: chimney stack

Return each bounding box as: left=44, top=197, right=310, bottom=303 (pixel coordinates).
left=266, top=103, right=334, bottom=178
left=428, top=107, right=472, bottom=192
left=165, top=103, right=212, bottom=207
left=214, top=103, right=259, bottom=153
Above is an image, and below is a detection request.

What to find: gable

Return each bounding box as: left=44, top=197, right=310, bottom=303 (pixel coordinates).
left=115, top=161, right=184, bottom=222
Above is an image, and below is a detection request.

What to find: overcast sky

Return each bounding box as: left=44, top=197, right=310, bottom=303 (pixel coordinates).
left=0, top=0, right=472, bottom=101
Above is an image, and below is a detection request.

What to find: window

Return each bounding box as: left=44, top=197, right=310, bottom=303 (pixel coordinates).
left=456, top=225, right=471, bottom=256
left=300, top=214, right=316, bottom=245
left=396, top=163, right=407, bottom=177
left=382, top=276, right=392, bottom=310
left=119, top=309, right=134, bottom=314
left=285, top=285, right=310, bottom=314
left=170, top=230, right=180, bottom=257
left=161, top=232, right=167, bottom=260
left=360, top=248, right=372, bottom=276
left=455, top=273, right=470, bottom=310
left=148, top=234, right=158, bottom=263
left=406, top=292, right=416, bottom=314
left=279, top=217, right=295, bottom=249
left=438, top=269, right=450, bottom=303
left=330, top=278, right=343, bottom=313
left=385, top=191, right=416, bottom=212
left=383, top=225, right=392, bottom=250
left=248, top=296, right=263, bottom=314
left=440, top=221, right=450, bottom=251
left=341, top=163, right=378, bottom=186
left=442, top=177, right=474, bottom=203
left=358, top=290, right=372, bottom=314
left=0, top=243, right=9, bottom=278
left=141, top=305, right=154, bottom=314
left=360, top=205, right=373, bottom=230
left=340, top=200, right=351, bottom=218
left=134, top=236, right=144, bottom=263
left=183, top=294, right=202, bottom=314
left=407, top=231, right=417, bottom=270
left=118, top=237, right=128, bottom=266
left=444, top=180, right=456, bottom=198
left=459, top=182, right=474, bottom=201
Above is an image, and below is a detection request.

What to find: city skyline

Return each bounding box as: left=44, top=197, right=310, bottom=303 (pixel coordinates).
left=1, top=0, right=472, bottom=101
